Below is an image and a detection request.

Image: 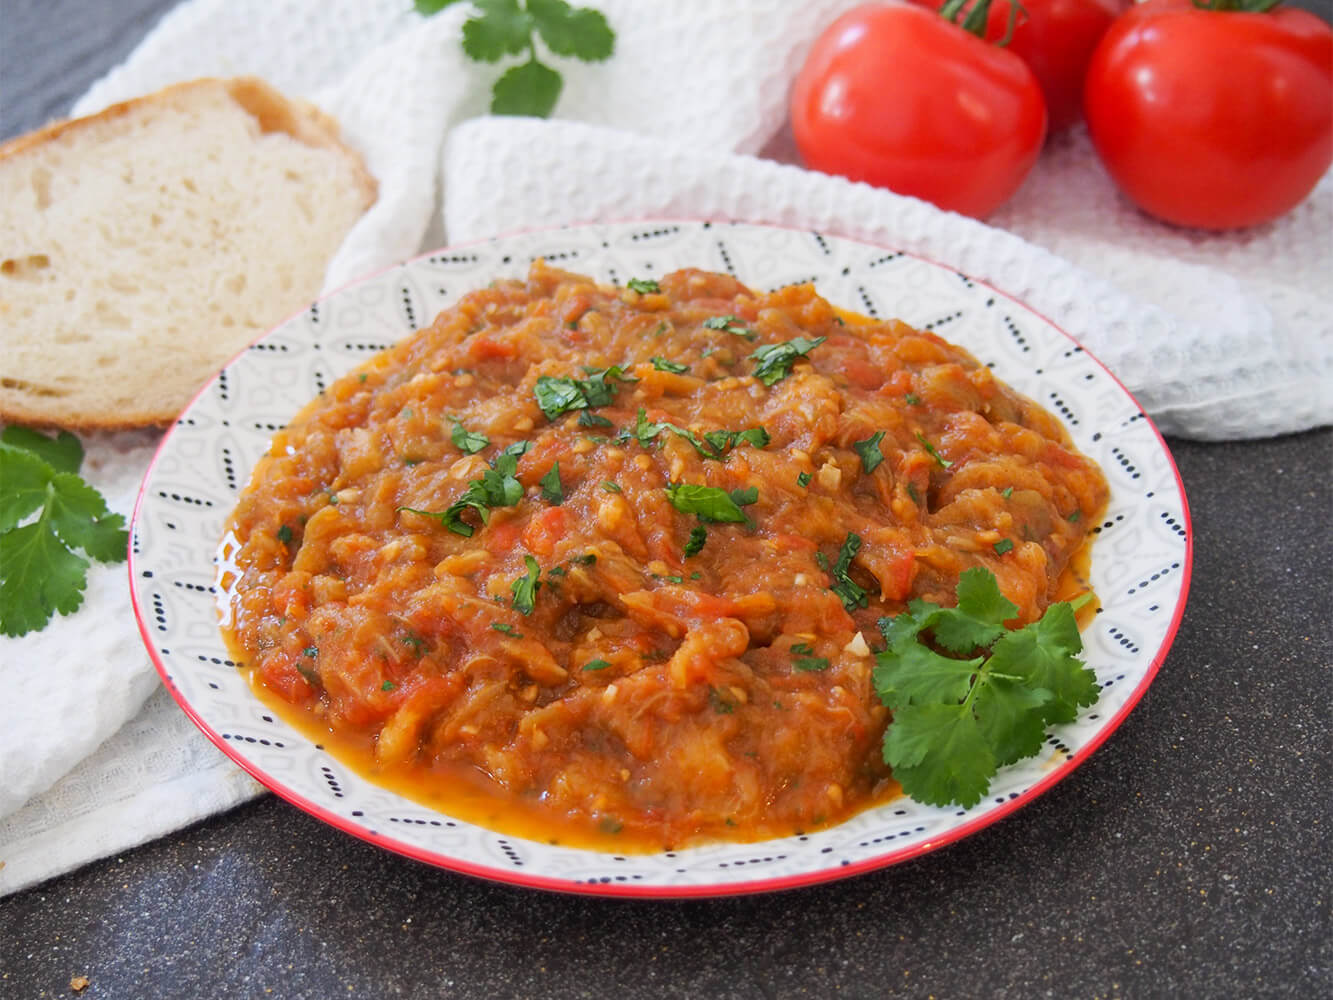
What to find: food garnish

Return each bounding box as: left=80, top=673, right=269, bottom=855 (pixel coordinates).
left=415, top=0, right=615, bottom=117
left=874, top=568, right=1098, bottom=808
left=0, top=427, right=127, bottom=637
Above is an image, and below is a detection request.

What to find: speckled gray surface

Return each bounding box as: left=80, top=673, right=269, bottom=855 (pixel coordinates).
left=3, top=3, right=1331, bottom=997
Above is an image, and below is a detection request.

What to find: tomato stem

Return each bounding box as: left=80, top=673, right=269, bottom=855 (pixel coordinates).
left=1191, top=0, right=1282, bottom=10
left=937, top=0, right=1027, bottom=46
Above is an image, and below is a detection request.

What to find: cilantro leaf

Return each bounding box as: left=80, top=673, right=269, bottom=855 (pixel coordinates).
left=852, top=431, right=885, bottom=473
left=915, top=432, right=953, bottom=468
left=414, top=0, right=467, bottom=12
left=0, top=447, right=51, bottom=532
left=650, top=356, right=689, bottom=374
left=582, top=658, right=612, bottom=671
left=827, top=531, right=869, bottom=611
left=535, top=367, right=635, bottom=420
left=749, top=336, right=826, bottom=386
left=703, top=315, right=755, bottom=340
left=510, top=554, right=542, bottom=614
left=46, top=472, right=128, bottom=563
left=400, top=447, right=525, bottom=536
left=1, top=426, right=82, bottom=474
left=461, top=0, right=533, bottom=63
left=539, top=462, right=564, bottom=505
left=528, top=0, right=615, bottom=60
left=0, top=434, right=129, bottom=636
left=492, top=57, right=563, bottom=116
left=873, top=569, right=1098, bottom=808
left=451, top=420, right=490, bottom=454
left=664, top=484, right=748, bottom=523
left=627, top=277, right=660, bottom=294
left=882, top=703, right=996, bottom=808
left=684, top=525, right=707, bottom=557
left=0, top=520, right=90, bottom=637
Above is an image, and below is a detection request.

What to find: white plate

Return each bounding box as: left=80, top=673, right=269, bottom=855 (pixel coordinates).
left=130, top=220, right=1192, bottom=897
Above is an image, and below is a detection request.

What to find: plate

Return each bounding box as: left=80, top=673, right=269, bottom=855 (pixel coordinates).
left=130, top=219, right=1191, bottom=897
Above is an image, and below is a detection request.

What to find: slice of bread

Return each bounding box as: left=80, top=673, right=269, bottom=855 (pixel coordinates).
left=0, top=77, right=377, bottom=429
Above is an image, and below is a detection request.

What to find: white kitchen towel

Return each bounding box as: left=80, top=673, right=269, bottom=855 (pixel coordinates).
left=3, top=0, right=1330, bottom=897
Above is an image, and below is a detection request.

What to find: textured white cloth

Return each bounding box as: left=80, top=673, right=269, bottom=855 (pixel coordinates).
left=3, top=0, right=1329, bottom=897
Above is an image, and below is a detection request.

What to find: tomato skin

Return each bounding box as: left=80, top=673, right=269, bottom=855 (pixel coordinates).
left=1084, top=0, right=1333, bottom=230
left=908, top=0, right=1128, bottom=132
left=790, top=3, right=1047, bottom=219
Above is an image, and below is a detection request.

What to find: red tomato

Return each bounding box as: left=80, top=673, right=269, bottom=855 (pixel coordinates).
left=907, top=0, right=1128, bottom=132
left=1084, top=0, right=1333, bottom=230
left=790, top=3, right=1047, bottom=219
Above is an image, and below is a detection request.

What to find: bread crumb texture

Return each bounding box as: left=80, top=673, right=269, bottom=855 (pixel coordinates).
left=0, top=77, right=376, bottom=429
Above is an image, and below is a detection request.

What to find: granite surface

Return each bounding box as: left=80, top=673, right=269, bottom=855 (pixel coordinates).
left=2, top=2, right=1330, bottom=997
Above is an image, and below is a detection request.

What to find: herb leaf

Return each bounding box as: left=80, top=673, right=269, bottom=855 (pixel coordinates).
left=0, top=438, right=128, bottom=637
left=827, top=531, right=869, bottom=611
left=915, top=432, right=953, bottom=468
left=582, top=658, right=612, bottom=671
left=461, top=1, right=532, bottom=62
left=853, top=431, right=885, bottom=473
left=627, top=277, right=660, bottom=294
left=683, top=525, right=707, bottom=557
left=400, top=448, right=526, bottom=536
left=650, top=356, right=689, bottom=374
left=873, top=568, right=1097, bottom=808
left=664, top=484, right=748, bottom=523
left=703, top=315, right=756, bottom=340
left=510, top=554, right=542, bottom=615
left=451, top=420, right=490, bottom=454
left=528, top=0, right=615, bottom=60
left=539, top=462, right=564, bottom=505
left=535, top=366, right=636, bottom=419
left=749, top=336, right=826, bottom=386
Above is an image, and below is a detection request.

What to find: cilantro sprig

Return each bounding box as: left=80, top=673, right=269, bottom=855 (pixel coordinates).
left=633, top=408, right=769, bottom=462
left=873, top=568, right=1098, bottom=809
left=0, top=427, right=128, bottom=637
left=534, top=366, right=636, bottom=420
left=416, top=0, right=615, bottom=117
left=399, top=441, right=531, bottom=536
left=749, top=336, right=826, bottom=386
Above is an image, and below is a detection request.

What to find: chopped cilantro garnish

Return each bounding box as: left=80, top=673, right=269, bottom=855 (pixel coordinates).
left=853, top=430, right=886, bottom=473
left=539, top=462, right=564, bottom=505
left=651, top=356, right=689, bottom=374
left=873, top=567, right=1098, bottom=808
left=684, top=525, right=707, bottom=557
left=634, top=407, right=768, bottom=461
left=381, top=680, right=396, bottom=691
left=533, top=366, right=637, bottom=420
left=665, top=484, right=749, bottom=524
left=1001, top=487, right=1014, bottom=499
left=582, top=659, right=612, bottom=671
left=993, top=538, right=1015, bottom=555
left=828, top=531, right=869, bottom=611
left=490, top=622, right=523, bottom=637
left=276, top=523, right=294, bottom=545
left=915, top=433, right=953, bottom=468
left=703, top=315, right=756, bottom=340
left=302, top=646, right=318, bottom=659
left=578, top=411, right=613, bottom=429
left=797, top=471, right=812, bottom=488
left=602, top=480, right=622, bottom=494
left=791, top=642, right=830, bottom=672
left=450, top=420, right=489, bottom=454
left=729, top=486, right=759, bottom=507
left=399, top=447, right=526, bottom=537
left=1068, top=510, right=1081, bottom=522
left=905, top=393, right=922, bottom=406
left=509, top=555, right=542, bottom=615
left=628, top=277, right=660, bottom=294
left=906, top=483, right=921, bottom=505
left=749, top=336, right=826, bottom=386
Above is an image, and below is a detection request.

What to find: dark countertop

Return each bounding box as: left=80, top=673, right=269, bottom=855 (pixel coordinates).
left=3, top=3, right=1330, bottom=997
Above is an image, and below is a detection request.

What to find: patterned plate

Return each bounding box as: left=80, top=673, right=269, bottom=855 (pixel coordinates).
left=130, top=220, right=1191, bottom=897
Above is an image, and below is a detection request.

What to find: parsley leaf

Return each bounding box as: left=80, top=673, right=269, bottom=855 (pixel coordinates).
left=650, top=356, right=689, bottom=374
left=492, top=57, right=563, bottom=116
left=491, top=622, right=523, bottom=637
left=915, top=432, right=953, bottom=468
left=634, top=408, right=767, bottom=461
left=578, top=411, right=613, bottom=429
left=797, top=471, right=811, bottom=488
left=0, top=435, right=128, bottom=637
left=664, top=483, right=748, bottom=524
left=791, top=643, right=830, bottom=672
left=749, top=336, right=826, bottom=386
left=451, top=420, right=490, bottom=454
left=627, top=277, right=660, bottom=294
left=853, top=430, right=886, bottom=473
left=582, top=658, right=612, bottom=671
left=528, top=0, right=615, bottom=60
left=873, top=567, right=1098, bottom=808
left=510, top=554, right=542, bottom=615
left=703, top=315, right=756, bottom=340
left=539, top=462, right=564, bottom=505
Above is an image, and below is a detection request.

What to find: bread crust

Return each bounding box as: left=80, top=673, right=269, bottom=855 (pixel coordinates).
left=0, top=77, right=377, bottom=430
